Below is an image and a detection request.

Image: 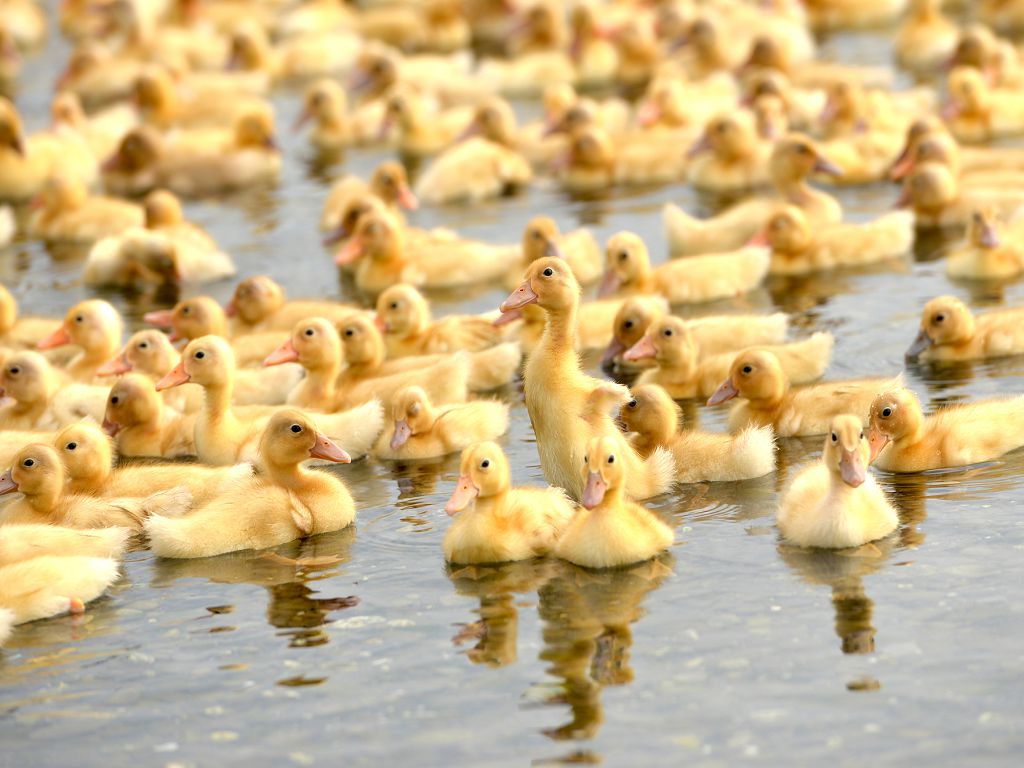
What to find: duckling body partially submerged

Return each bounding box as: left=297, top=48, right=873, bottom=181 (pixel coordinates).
left=905, top=296, right=1024, bottom=362
left=946, top=210, right=1024, bottom=280
left=0, top=555, right=120, bottom=629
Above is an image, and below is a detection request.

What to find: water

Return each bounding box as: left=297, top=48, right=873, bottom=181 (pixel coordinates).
left=3, top=7, right=1024, bottom=767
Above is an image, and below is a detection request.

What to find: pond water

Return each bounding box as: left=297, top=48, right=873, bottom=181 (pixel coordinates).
left=2, top=6, right=1024, bottom=767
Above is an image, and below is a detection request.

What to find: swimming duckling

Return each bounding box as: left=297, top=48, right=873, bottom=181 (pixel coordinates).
left=777, top=414, right=898, bottom=549
left=508, top=216, right=602, bottom=288
left=374, top=284, right=505, bottom=357
left=226, top=274, right=357, bottom=334
left=413, top=136, right=533, bottom=205
left=378, top=89, right=474, bottom=156
left=319, top=161, right=417, bottom=235
left=443, top=441, right=575, bottom=564
left=894, top=0, right=958, bottom=75
left=685, top=112, right=772, bottom=192
left=905, top=295, right=1024, bottom=362
left=35, top=299, right=123, bottom=382
left=554, top=435, right=674, bottom=569
left=945, top=209, right=1024, bottom=280
left=101, top=373, right=197, bottom=459
left=374, top=386, right=509, bottom=461
left=0, top=522, right=129, bottom=566
left=27, top=173, right=144, bottom=243
left=0, top=555, right=120, bottom=631
left=943, top=66, right=1024, bottom=144
left=897, top=162, right=1024, bottom=229
left=293, top=78, right=355, bottom=151
left=83, top=228, right=183, bottom=289
left=144, top=411, right=355, bottom=558
left=0, top=351, right=107, bottom=430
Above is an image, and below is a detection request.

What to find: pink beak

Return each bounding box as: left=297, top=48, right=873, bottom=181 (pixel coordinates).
left=0, top=469, right=17, bottom=495
left=292, top=108, right=312, bottom=133
left=335, top=238, right=363, bottom=266
left=636, top=101, right=662, bottom=128
left=706, top=378, right=739, bottom=406
left=812, top=155, right=844, bottom=178
left=623, top=335, right=657, bottom=362
left=373, top=315, right=388, bottom=332
left=493, top=308, right=523, bottom=327
left=102, top=415, right=122, bottom=437
left=225, top=299, right=238, bottom=318
left=597, top=270, right=621, bottom=298
left=144, top=309, right=175, bottom=328
left=37, top=325, right=71, bottom=350
left=979, top=220, right=1000, bottom=248
left=867, top=427, right=890, bottom=463
left=686, top=133, right=712, bottom=159
left=390, top=419, right=412, bottom=451
left=581, top=470, right=607, bottom=509
left=309, top=432, right=351, bottom=463
left=500, top=280, right=539, bottom=312
left=96, top=353, right=132, bottom=376
left=444, top=474, right=478, bottom=515
left=601, top=336, right=627, bottom=365
left=397, top=187, right=419, bottom=211
left=155, top=360, right=190, bottom=390
left=839, top=448, right=866, bottom=488
left=263, top=338, right=299, bottom=367
left=747, top=229, right=770, bottom=247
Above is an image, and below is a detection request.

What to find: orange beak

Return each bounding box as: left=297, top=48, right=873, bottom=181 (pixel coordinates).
left=309, top=432, right=351, bottom=463
left=155, top=360, right=190, bottom=390
left=37, top=325, right=71, bottom=350
left=867, top=427, right=890, bottom=463
left=263, top=338, right=299, bottom=367
left=397, top=186, right=418, bottom=210
left=636, top=100, right=662, bottom=128
left=143, top=309, right=175, bottom=328
left=373, top=315, right=388, bottom=333
left=500, top=280, right=538, bottom=312
left=444, top=474, right=478, bottom=515
left=706, top=378, right=739, bottom=406
left=335, top=237, right=363, bottom=266
left=623, top=335, right=657, bottom=362
left=96, top=353, right=132, bottom=377
left=747, top=229, right=770, bottom=247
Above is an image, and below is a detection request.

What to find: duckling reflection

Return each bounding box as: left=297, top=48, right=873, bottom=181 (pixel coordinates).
left=385, top=455, right=452, bottom=501
left=447, top=559, right=556, bottom=668
left=533, top=556, right=672, bottom=741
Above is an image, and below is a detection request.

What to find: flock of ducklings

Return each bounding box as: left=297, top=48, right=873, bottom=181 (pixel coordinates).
left=2, top=0, right=1024, bottom=647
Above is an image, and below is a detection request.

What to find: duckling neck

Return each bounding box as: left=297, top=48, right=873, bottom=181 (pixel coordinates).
left=538, top=299, right=579, bottom=354
left=121, top=419, right=165, bottom=456
left=472, top=486, right=510, bottom=518
left=202, top=379, right=235, bottom=423
left=263, top=460, right=306, bottom=491
left=302, top=357, right=340, bottom=404
left=26, top=484, right=61, bottom=517
left=68, top=463, right=109, bottom=495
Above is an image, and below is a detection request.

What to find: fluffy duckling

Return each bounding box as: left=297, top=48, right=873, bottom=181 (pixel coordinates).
left=625, top=320, right=833, bottom=398
left=905, top=296, right=1024, bottom=362
left=378, top=90, right=473, bottom=156
left=777, top=414, right=898, bottom=549
left=685, top=112, right=772, bottom=192
left=499, top=257, right=675, bottom=501
left=140, top=190, right=235, bottom=281
left=552, top=125, right=687, bottom=193
left=83, top=228, right=185, bottom=289
left=145, top=411, right=355, bottom=559
left=0, top=443, right=187, bottom=530
left=131, top=65, right=271, bottom=130
left=598, top=231, right=769, bottom=304
left=755, top=206, right=914, bottom=275
left=897, top=163, right=1024, bottom=229
left=0, top=555, right=120, bottom=631
left=868, top=388, right=1024, bottom=472
left=443, top=441, right=574, bottom=564
left=102, top=373, right=196, bottom=459
left=226, top=275, right=357, bottom=335
left=620, top=385, right=775, bottom=483
left=554, top=435, right=674, bottom=569
left=319, top=161, right=417, bottom=234
left=664, top=133, right=844, bottom=256
left=0, top=351, right=107, bottom=430
left=507, top=216, right=602, bottom=288
left=0, top=523, right=129, bottom=566
left=894, top=0, right=958, bottom=75
left=97, top=328, right=202, bottom=413
left=0, top=284, right=62, bottom=350
left=413, top=137, right=533, bottom=205
left=27, top=173, right=144, bottom=243
left=943, top=66, right=1024, bottom=144
left=804, top=0, right=907, bottom=32
left=374, top=386, right=509, bottom=461
left=293, top=78, right=355, bottom=151
left=156, top=335, right=385, bottom=465
left=36, top=299, right=123, bottom=383
left=374, top=284, right=505, bottom=357
left=707, top=349, right=896, bottom=437
left=946, top=209, right=1024, bottom=280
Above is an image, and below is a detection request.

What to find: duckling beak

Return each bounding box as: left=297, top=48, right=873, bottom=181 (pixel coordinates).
left=888, top=151, right=914, bottom=181
left=37, top=324, right=71, bottom=350
left=867, top=427, right=889, bottom=463
left=623, top=335, right=657, bottom=362
left=263, top=338, right=299, bottom=367
left=397, top=186, right=419, bottom=211
left=581, top=470, right=607, bottom=509
left=225, top=299, right=238, bottom=317
left=979, top=220, right=1001, bottom=248
left=493, top=307, right=522, bottom=327
left=597, top=270, right=621, bottom=298
left=97, top=353, right=132, bottom=376
left=445, top=474, right=478, bottom=515
left=601, top=336, right=627, bottom=365
left=390, top=419, right=412, bottom=450
left=940, top=100, right=960, bottom=121
left=292, top=108, right=312, bottom=132
left=101, top=415, right=122, bottom=437
left=143, top=309, right=174, bottom=328
left=500, top=280, right=539, bottom=312
left=334, top=237, right=363, bottom=266
left=377, top=113, right=394, bottom=142
left=155, top=360, right=190, bottom=390
left=309, top=432, right=351, bottom=463
left=635, top=100, right=662, bottom=128
left=0, top=469, right=18, bottom=495
left=747, top=229, right=770, bottom=247
left=905, top=328, right=932, bottom=359
left=706, top=378, right=739, bottom=406
left=839, top=448, right=866, bottom=488
left=686, top=133, right=712, bottom=159
left=544, top=240, right=565, bottom=260
left=812, top=154, right=844, bottom=178
left=321, top=223, right=349, bottom=245
left=893, top=182, right=912, bottom=209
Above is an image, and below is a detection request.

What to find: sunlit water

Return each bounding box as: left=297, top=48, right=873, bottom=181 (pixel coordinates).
left=2, top=7, right=1024, bottom=767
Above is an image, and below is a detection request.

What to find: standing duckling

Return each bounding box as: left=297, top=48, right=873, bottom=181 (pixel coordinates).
left=443, top=441, right=575, bottom=564
left=36, top=299, right=123, bottom=382
left=145, top=411, right=355, bottom=559
left=905, top=296, right=1024, bottom=362
left=777, top=414, right=898, bottom=549
left=555, top=436, right=674, bottom=569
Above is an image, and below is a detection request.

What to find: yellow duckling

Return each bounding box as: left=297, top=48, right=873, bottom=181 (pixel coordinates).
left=777, top=414, right=898, bottom=549
left=102, top=373, right=197, bottom=459
left=894, top=0, right=958, bottom=75
left=35, top=299, right=123, bottom=383
left=868, top=388, right=1024, bottom=472
left=552, top=125, right=686, bottom=194
left=0, top=523, right=129, bottom=566
left=140, top=190, right=236, bottom=282
left=754, top=205, right=914, bottom=275
left=27, top=173, right=143, bottom=243
left=620, top=384, right=776, bottom=483
left=946, top=209, right=1024, bottom=280
left=554, top=435, right=674, bottom=569
left=82, top=228, right=187, bottom=289
left=897, top=162, right=1024, bottom=229
left=374, top=386, right=509, bottom=461
left=54, top=42, right=146, bottom=110
left=443, top=441, right=574, bottom=564
left=319, top=161, right=417, bottom=234
left=499, top=257, right=675, bottom=501
left=625, top=319, right=833, bottom=399
left=226, top=275, right=356, bottom=336
left=664, top=133, right=843, bottom=256
left=904, top=295, right=1024, bottom=362
left=0, top=555, right=120, bottom=634
left=707, top=349, right=896, bottom=437
left=598, top=230, right=769, bottom=304
left=0, top=283, right=62, bottom=350
left=145, top=411, right=355, bottom=559
left=378, top=89, right=474, bottom=157
left=0, top=443, right=188, bottom=530
left=357, top=0, right=470, bottom=54
left=131, top=64, right=271, bottom=130
left=943, top=66, right=1024, bottom=144
left=413, top=136, right=533, bottom=205
left=156, top=335, right=384, bottom=465
left=685, top=112, right=772, bottom=193
left=97, top=328, right=203, bottom=414
left=293, top=78, right=356, bottom=151
left=507, top=216, right=602, bottom=289
left=374, top=284, right=505, bottom=357
left=0, top=351, right=107, bottom=430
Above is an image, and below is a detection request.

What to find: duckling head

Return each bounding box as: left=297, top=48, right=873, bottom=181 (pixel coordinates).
left=259, top=410, right=350, bottom=468
left=891, top=132, right=958, bottom=181
left=689, top=114, right=755, bottom=161
left=374, top=284, right=428, bottom=336
left=521, top=217, right=563, bottom=263
left=132, top=67, right=174, bottom=119
left=820, top=81, right=865, bottom=127
left=770, top=133, right=842, bottom=183
left=624, top=316, right=695, bottom=371
left=338, top=315, right=385, bottom=367
left=228, top=24, right=269, bottom=72
left=324, top=195, right=386, bottom=245
left=335, top=212, right=400, bottom=267
left=295, top=78, right=346, bottom=131
left=0, top=97, right=25, bottom=156
left=581, top=435, right=624, bottom=510
left=0, top=444, right=64, bottom=505
left=55, top=421, right=114, bottom=491
left=118, top=231, right=181, bottom=285
left=380, top=91, right=416, bottom=138
left=560, top=126, right=615, bottom=175
left=0, top=351, right=58, bottom=405
left=234, top=109, right=277, bottom=151
left=906, top=295, right=974, bottom=358
left=371, top=161, right=418, bottom=210
left=867, top=388, right=923, bottom=461
left=950, top=24, right=995, bottom=70
left=34, top=173, right=88, bottom=214
left=824, top=414, right=869, bottom=488
left=445, top=441, right=510, bottom=514
left=38, top=299, right=123, bottom=357
left=265, top=316, right=339, bottom=369
left=967, top=207, right=1001, bottom=249
left=707, top=349, right=787, bottom=406
left=743, top=34, right=788, bottom=72
left=470, top=98, right=516, bottom=145
left=752, top=94, right=788, bottom=140
left=546, top=99, right=598, bottom=136
left=349, top=51, right=397, bottom=98
left=143, top=189, right=184, bottom=228
left=500, top=256, right=580, bottom=320
left=157, top=335, right=234, bottom=390
left=755, top=205, right=812, bottom=254
left=945, top=66, right=991, bottom=118
left=603, top=296, right=660, bottom=365
left=104, top=127, right=161, bottom=174
left=599, top=231, right=650, bottom=297
left=98, top=328, right=177, bottom=377
left=103, top=373, right=161, bottom=435
left=226, top=275, right=285, bottom=324
left=388, top=385, right=436, bottom=450
left=896, top=162, right=956, bottom=213
left=619, top=384, right=680, bottom=445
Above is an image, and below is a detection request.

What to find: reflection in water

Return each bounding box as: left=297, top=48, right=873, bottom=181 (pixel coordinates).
left=533, top=557, right=673, bottom=741
left=766, top=259, right=907, bottom=315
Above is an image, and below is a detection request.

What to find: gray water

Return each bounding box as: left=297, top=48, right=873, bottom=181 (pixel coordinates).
left=2, top=8, right=1024, bottom=768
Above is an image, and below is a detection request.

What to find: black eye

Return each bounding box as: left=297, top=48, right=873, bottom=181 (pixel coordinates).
left=8, top=367, right=19, bottom=375
left=481, top=459, right=490, bottom=468
left=663, top=328, right=673, bottom=337
left=344, top=329, right=354, bottom=337
left=23, top=458, right=34, bottom=467
left=182, top=306, right=191, bottom=315
left=623, top=320, right=634, bottom=329
left=532, top=230, right=541, bottom=240
left=290, top=424, right=302, bottom=433
left=859, top=432, right=864, bottom=440
left=195, top=351, right=205, bottom=359
left=139, top=342, right=148, bottom=349
left=935, top=314, right=945, bottom=323
left=831, top=433, right=837, bottom=442
left=742, top=365, right=753, bottom=374
left=618, top=251, right=628, bottom=261
left=304, top=328, right=314, bottom=336
left=66, top=442, right=77, bottom=451
left=607, top=455, right=615, bottom=464
left=583, top=455, right=588, bottom=463
left=882, top=407, right=892, bottom=418
left=111, top=395, right=119, bottom=404
left=390, top=302, right=398, bottom=310
left=542, top=267, right=554, bottom=277
left=74, top=315, right=84, bottom=323
left=627, top=399, right=637, bottom=408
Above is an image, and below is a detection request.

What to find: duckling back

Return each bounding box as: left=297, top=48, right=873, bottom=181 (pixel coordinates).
left=0, top=555, right=120, bottom=625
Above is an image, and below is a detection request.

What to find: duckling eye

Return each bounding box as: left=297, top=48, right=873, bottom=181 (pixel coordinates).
left=531, top=230, right=541, bottom=240
left=344, top=328, right=354, bottom=337
left=742, top=365, right=753, bottom=374
left=138, top=341, right=148, bottom=349
left=618, top=251, right=629, bottom=261
left=181, top=306, right=191, bottom=315
left=934, top=314, right=945, bottom=323
left=8, top=366, right=18, bottom=375
left=194, top=350, right=205, bottom=359
left=583, top=455, right=588, bottom=463
left=859, top=432, right=864, bottom=440
left=797, top=144, right=811, bottom=155
left=623, top=320, right=634, bottom=329
left=290, top=424, right=302, bottom=433
left=627, top=399, right=637, bottom=408
left=304, top=328, right=315, bottom=336
left=22, top=458, right=34, bottom=467
left=389, top=302, right=399, bottom=310
left=881, top=406, right=893, bottom=418
left=607, top=455, right=615, bottom=464
left=110, top=395, right=119, bottom=404
left=542, top=267, right=554, bottom=277
left=74, top=315, right=84, bottom=323
left=480, top=459, right=490, bottom=469
left=66, top=442, right=77, bottom=451
left=663, top=328, right=673, bottom=337
left=831, top=432, right=837, bottom=442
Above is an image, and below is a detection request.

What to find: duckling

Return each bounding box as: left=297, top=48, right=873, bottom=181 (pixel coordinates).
left=141, top=190, right=235, bottom=281
left=55, top=42, right=147, bottom=110
left=374, top=284, right=505, bottom=357
left=499, top=257, right=675, bottom=501
left=319, top=161, right=417, bottom=235
left=226, top=275, right=357, bottom=335
left=0, top=555, right=120, bottom=630
left=158, top=333, right=386, bottom=462
left=293, top=78, right=355, bottom=151
left=598, top=231, right=769, bottom=304
left=101, top=373, right=197, bottom=459
left=554, top=435, right=674, bottom=569
left=97, top=328, right=203, bottom=414
left=413, top=136, right=533, bottom=205
left=358, top=0, right=470, bottom=54
left=905, top=295, right=1024, bottom=362
left=0, top=284, right=62, bottom=350
left=897, top=162, right=1024, bottom=229
left=754, top=205, right=914, bottom=275
left=707, top=349, right=896, bottom=437
left=0, top=523, right=129, bottom=566
left=508, top=216, right=602, bottom=288
left=0, top=351, right=107, bottom=430
left=374, top=386, right=509, bottom=461
left=0, top=443, right=188, bottom=530
left=131, top=65, right=271, bottom=130
left=894, top=0, right=958, bottom=75
left=943, top=66, right=1024, bottom=144
left=621, top=384, right=775, bottom=483
left=568, top=4, right=618, bottom=89
left=868, top=388, right=1024, bottom=472
left=664, top=133, right=843, bottom=256
left=777, top=414, right=898, bottom=549
left=443, top=441, right=574, bottom=564
left=378, top=89, right=474, bottom=156
left=946, top=209, right=1024, bottom=280
left=553, top=125, right=687, bottom=194
left=145, top=411, right=355, bottom=559
left=83, top=228, right=186, bottom=289
left=27, top=173, right=144, bottom=243
left=36, top=299, right=123, bottom=383
left=685, top=112, right=772, bottom=192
